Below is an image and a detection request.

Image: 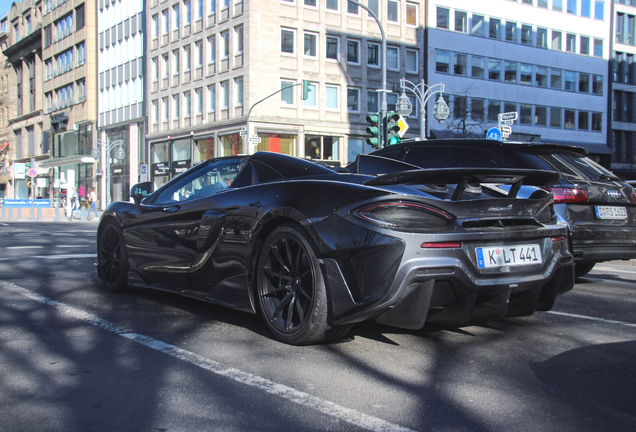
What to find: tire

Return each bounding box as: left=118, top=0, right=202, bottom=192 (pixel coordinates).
left=256, top=224, right=330, bottom=345
left=97, top=219, right=129, bottom=292
left=574, top=262, right=595, bottom=278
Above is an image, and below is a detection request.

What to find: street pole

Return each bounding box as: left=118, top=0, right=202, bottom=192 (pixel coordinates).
left=398, top=79, right=448, bottom=140
left=348, top=0, right=387, bottom=147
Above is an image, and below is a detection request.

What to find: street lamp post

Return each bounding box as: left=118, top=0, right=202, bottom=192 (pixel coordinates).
left=92, top=138, right=125, bottom=206
left=396, top=79, right=450, bottom=140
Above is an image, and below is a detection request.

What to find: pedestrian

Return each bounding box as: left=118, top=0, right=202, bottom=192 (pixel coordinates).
left=67, top=187, right=81, bottom=221
left=88, top=188, right=99, bottom=220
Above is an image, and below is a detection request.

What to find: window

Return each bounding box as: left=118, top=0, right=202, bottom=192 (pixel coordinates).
left=552, top=31, right=562, bottom=50
left=280, top=80, right=294, bottom=105
left=174, top=5, right=180, bottom=29
left=505, top=61, right=517, bottom=82
left=564, top=71, right=576, bottom=91
left=505, top=21, right=517, bottom=42
left=76, top=4, right=85, bottom=30
left=152, top=100, right=158, bottom=124
left=235, top=78, right=243, bottom=106
left=387, top=0, right=399, bottom=22
left=162, top=54, right=169, bottom=78
left=550, top=107, right=561, bottom=127
left=304, top=32, right=317, bottom=57
left=406, top=3, right=417, bottom=26
left=564, top=110, right=575, bottom=129
left=593, top=39, right=603, bottom=57
left=471, top=99, right=484, bottom=120
left=535, top=106, right=547, bottom=126
left=195, top=41, right=203, bottom=67
left=536, top=67, right=547, bottom=87
left=347, top=88, right=360, bottom=112
left=163, top=9, right=169, bottom=35
left=77, top=43, right=86, bottom=66
left=184, top=45, right=191, bottom=71
left=221, top=31, right=230, bottom=59
left=152, top=14, right=158, bottom=39
left=347, top=39, right=360, bottom=64
left=347, top=1, right=358, bottom=14
left=197, top=0, right=204, bottom=19
left=592, top=75, right=603, bottom=94
left=538, top=0, right=548, bottom=8
left=367, top=90, right=379, bottom=112
left=368, top=0, right=379, bottom=16
left=406, top=49, right=418, bottom=73
left=551, top=69, right=562, bottom=89
left=326, top=36, right=339, bottom=60
left=281, top=29, right=294, bottom=54
left=387, top=46, right=399, bottom=70
left=580, top=36, right=589, bottom=55
left=326, top=85, right=339, bottom=109
left=520, top=64, right=532, bottom=85
left=554, top=0, right=563, bottom=11
left=488, top=59, right=501, bottom=80
left=221, top=81, right=229, bottom=109
left=489, top=18, right=501, bottom=39
left=185, top=0, right=192, bottom=24
left=578, top=111, right=589, bottom=130
left=209, top=0, right=216, bottom=15
left=152, top=57, right=158, bottom=81
left=235, top=26, right=244, bottom=55
left=436, top=50, right=450, bottom=73
left=567, top=0, right=577, bottom=14
left=581, top=0, right=591, bottom=17
left=207, top=36, right=216, bottom=65
left=185, top=91, right=192, bottom=117
left=173, top=94, right=180, bottom=119
left=592, top=112, right=602, bottom=131
left=454, top=53, right=467, bottom=75
left=305, top=0, right=317, bottom=6
left=537, top=28, right=548, bottom=48
left=472, top=14, right=484, bottom=36
left=437, top=7, right=449, bottom=29
left=455, top=11, right=467, bottom=33
left=327, top=0, right=338, bottom=11
left=521, top=24, right=532, bottom=44
left=488, top=100, right=501, bottom=121
left=163, top=97, right=169, bottom=122
left=304, top=82, right=317, bottom=107
left=454, top=96, right=467, bottom=118
left=520, top=104, right=532, bottom=124
left=173, top=50, right=180, bottom=75
left=566, top=34, right=576, bottom=52
left=472, top=56, right=485, bottom=78
left=208, top=84, right=216, bottom=112
left=368, top=43, right=379, bottom=67
left=595, top=1, right=604, bottom=20
left=579, top=73, right=590, bottom=92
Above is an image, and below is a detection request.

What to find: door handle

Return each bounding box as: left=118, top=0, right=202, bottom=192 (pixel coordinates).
left=162, top=205, right=180, bottom=212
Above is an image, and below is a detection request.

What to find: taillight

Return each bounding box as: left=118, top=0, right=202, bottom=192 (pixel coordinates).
left=544, top=187, right=589, bottom=204
left=354, top=201, right=454, bottom=231
left=421, top=242, right=461, bottom=248
left=550, top=235, right=566, bottom=242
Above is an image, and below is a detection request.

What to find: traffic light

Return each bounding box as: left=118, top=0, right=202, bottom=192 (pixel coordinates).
left=301, top=80, right=311, bottom=101
left=384, top=111, right=401, bottom=145
left=365, top=113, right=382, bottom=148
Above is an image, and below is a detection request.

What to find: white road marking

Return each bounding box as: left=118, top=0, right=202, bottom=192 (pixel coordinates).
left=0, top=281, right=416, bottom=432
left=0, top=223, right=8, bottom=226
left=34, top=254, right=97, bottom=260
left=593, top=265, right=636, bottom=275
left=546, top=310, right=636, bottom=328
left=7, top=246, right=44, bottom=249
left=56, top=245, right=91, bottom=248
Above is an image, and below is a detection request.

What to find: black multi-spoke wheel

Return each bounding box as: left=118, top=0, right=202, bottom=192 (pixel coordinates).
left=97, top=220, right=129, bottom=292
left=257, top=225, right=330, bottom=345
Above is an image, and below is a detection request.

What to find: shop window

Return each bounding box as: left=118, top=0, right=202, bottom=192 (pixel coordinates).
left=305, top=135, right=339, bottom=161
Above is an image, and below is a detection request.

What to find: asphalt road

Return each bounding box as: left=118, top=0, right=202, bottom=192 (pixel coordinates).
left=0, top=221, right=634, bottom=432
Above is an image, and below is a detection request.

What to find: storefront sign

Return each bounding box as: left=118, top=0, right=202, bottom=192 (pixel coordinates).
left=10, top=114, right=43, bottom=130
left=3, top=199, right=51, bottom=208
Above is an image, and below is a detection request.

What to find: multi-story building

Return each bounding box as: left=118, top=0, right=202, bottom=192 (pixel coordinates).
left=0, top=12, right=12, bottom=199
left=427, top=0, right=613, bottom=167
left=610, top=0, right=636, bottom=178
left=145, top=0, right=425, bottom=187
left=97, top=0, right=145, bottom=206
left=39, top=0, right=97, bottom=206
left=2, top=0, right=45, bottom=199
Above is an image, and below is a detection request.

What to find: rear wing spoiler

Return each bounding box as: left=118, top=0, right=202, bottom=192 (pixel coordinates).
left=356, top=155, right=560, bottom=200
left=511, top=143, right=589, bottom=157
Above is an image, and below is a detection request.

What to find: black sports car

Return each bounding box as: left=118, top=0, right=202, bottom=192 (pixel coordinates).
left=96, top=152, right=574, bottom=345
left=363, top=139, right=636, bottom=277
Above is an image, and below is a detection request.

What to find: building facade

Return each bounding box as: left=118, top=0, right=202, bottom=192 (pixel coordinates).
left=145, top=0, right=425, bottom=188
left=97, top=0, right=145, bottom=207
left=38, top=0, right=97, bottom=207
left=0, top=12, right=12, bottom=199
left=427, top=0, right=612, bottom=166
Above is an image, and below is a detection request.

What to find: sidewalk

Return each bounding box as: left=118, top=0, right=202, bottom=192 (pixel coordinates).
left=0, top=206, right=101, bottom=222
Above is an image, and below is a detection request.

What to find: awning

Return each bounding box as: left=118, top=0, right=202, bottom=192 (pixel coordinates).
left=0, top=142, right=8, bottom=152
left=38, top=155, right=96, bottom=168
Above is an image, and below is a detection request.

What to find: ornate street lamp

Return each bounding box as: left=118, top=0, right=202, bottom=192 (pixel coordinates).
left=398, top=79, right=449, bottom=140
left=92, top=138, right=125, bottom=206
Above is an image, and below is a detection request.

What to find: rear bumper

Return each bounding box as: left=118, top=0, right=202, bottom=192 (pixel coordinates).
left=331, top=233, right=574, bottom=329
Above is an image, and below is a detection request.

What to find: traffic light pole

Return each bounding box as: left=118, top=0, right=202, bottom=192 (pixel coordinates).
left=348, top=0, right=387, bottom=147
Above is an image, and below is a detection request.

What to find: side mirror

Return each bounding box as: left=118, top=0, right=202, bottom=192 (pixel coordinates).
left=130, top=182, right=153, bottom=213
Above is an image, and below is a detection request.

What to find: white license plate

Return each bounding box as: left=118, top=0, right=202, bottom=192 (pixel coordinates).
left=476, top=244, right=542, bottom=269
left=595, top=206, right=627, bottom=220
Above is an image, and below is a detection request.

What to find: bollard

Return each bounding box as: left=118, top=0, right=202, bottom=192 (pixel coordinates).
left=80, top=207, right=88, bottom=221
left=1, top=206, right=5, bottom=220
left=54, top=206, right=61, bottom=221
left=7, top=208, right=12, bottom=220
left=37, top=208, right=43, bottom=221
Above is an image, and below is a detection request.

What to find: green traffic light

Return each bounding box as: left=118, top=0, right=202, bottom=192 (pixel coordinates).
left=365, top=113, right=382, bottom=148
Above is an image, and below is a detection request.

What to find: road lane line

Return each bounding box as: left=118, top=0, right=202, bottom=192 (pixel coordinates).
left=0, top=281, right=416, bottom=432
left=56, top=245, right=92, bottom=248
left=546, top=310, right=636, bottom=328
left=34, top=254, right=97, bottom=260
left=7, top=246, right=44, bottom=249
left=592, top=265, right=636, bottom=275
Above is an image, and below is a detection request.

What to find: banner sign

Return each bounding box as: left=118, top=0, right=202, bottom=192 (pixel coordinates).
left=2, top=199, right=52, bottom=208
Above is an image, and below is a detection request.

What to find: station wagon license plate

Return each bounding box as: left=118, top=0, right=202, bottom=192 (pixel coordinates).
left=595, top=206, right=627, bottom=220
left=476, top=244, right=542, bottom=269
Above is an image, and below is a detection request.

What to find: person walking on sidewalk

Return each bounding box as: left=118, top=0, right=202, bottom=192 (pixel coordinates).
left=88, top=188, right=99, bottom=220
left=67, top=187, right=81, bottom=221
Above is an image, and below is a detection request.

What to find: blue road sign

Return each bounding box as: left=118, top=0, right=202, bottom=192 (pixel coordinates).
left=486, top=127, right=502, bottom=141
